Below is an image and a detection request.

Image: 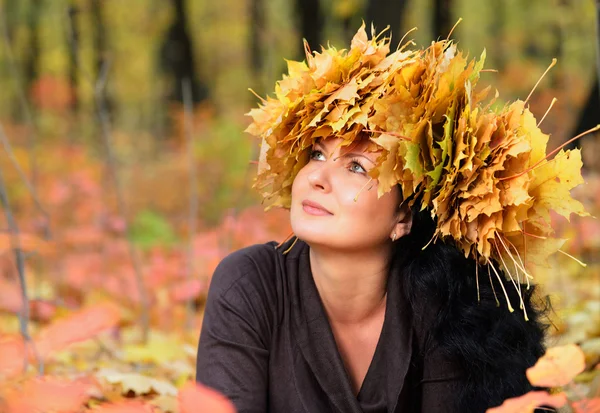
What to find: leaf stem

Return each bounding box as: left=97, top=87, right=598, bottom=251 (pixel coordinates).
left=524, top=58, right=557, bottom=105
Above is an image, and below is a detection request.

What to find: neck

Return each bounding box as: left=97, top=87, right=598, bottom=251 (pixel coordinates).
left=309, top=243, right=391, bottom=325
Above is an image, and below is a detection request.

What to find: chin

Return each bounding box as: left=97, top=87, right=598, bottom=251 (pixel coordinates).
left=291, top=214, right=332, bottom=247
left=291, top=222, right=360, bottom=251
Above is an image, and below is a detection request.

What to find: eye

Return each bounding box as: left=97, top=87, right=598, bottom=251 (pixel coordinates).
left=349, top=159, right=366, bottom=174
left=309, top=149, right=326, bottom=161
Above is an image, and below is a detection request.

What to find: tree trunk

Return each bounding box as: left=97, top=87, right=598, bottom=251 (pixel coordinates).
left=294, top=0, right=323, bottom=59
left=570, top=79, right=599, bottom=148
left=1, top=0, right=21, bottom=120
left=159, top=0, right=207, bottom=104
left=490, top=0, right=505, bottom=70
left=433, top=0, right=453, bottom=40
left=366, top=0, right=407, bottom=51
left=567, top=0, right=600, bottom=164
left=249, top=0, right=264, bottom=77
left=24, top=0, right=40, bottom=97
left=66, top=3, right=79, bottom=112
left=90, top=0, right=112, bottom=111
left=2, top=0, right=17, bottom=45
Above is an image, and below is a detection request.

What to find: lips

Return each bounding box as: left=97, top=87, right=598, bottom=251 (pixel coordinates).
left=301, top=200, right=333, bottom=216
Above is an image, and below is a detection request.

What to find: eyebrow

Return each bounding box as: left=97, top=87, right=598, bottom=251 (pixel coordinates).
left=314, top=141, right=376, bottom=165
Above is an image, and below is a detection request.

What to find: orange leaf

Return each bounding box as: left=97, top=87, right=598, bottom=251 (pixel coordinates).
left=35, top=302, right=121, bottom=359
left=0, top=335, right=26, bottom=379
left=3, top=376, right=93, bottom=413
left=486, top=391, right=568, bottom=413
left=178, top=381, right=236, bottom=413
left=0, top=233, right=54, bottom=254
left=168, top=279, right=205, bottom=303
left=573, top=398, right=600, bottom=413
left=91, top=401, right=154, bottom=413
left=0, top=278, right=23, bottom=314
left=29, top=299, right=58, bottom=322
left=526, top=344, right=586, bottom=387
left=0, top=279, right=57, bottom=321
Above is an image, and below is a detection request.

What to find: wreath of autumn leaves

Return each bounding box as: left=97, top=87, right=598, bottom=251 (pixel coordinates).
left=245, top=23, right=591, bottom=316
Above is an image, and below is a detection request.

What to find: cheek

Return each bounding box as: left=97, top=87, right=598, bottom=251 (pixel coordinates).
left=291, top=167, right=308, bottom=201
left=339, top=186, right=397, bottom=231
left=290, top=167, right=311, bottom=220
left=341, top=184, right=387, bottom=213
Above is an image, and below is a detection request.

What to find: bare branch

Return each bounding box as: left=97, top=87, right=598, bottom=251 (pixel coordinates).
left=0, top=166, right=43, bottom=374
left=0, top=123, right=50, bottom=238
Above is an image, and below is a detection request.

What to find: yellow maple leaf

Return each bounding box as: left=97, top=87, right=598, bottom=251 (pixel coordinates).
left=528, top=149, right=588, bottom=226
left=96, top=368, right=178, bottom=397
left=123, top=331, right=184, bottom=365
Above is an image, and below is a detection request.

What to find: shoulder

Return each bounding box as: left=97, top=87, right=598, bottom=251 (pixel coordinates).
left=202, top=242, right=284, bottom=340
left=431, top=270, right=549, bottom=411
left=399, top=241, right=549, bottom=411
left=208, top=241, right=281, bottom=296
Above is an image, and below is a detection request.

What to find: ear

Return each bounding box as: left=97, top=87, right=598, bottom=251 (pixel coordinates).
left=391, top=204, right=412, bottom=239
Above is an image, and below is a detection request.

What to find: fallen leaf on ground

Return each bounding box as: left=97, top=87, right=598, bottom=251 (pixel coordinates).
left=527, top=344, right=586, bottom=387
left=89, top=400, right=155, bottom=413
left=573, top=397, right=600, bottom=413
left=0, top=335, right=26, bottom=379
left=2, top=375, right=95, bottom=413
left=96, top=368, right=178, bottom=397
left=35, top=301, right=122, bottom=359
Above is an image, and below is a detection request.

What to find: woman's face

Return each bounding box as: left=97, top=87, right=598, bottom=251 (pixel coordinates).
left=290, top=137, right=411, bottom=251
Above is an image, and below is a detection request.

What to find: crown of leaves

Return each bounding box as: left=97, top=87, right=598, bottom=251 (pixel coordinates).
left=245, top=23, right=590, bottom=317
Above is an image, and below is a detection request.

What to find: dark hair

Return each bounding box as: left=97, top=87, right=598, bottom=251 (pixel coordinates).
left=392, top=198, right=554, bottom=412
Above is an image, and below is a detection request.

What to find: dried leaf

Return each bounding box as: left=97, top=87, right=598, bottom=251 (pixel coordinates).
left=35, top=302, right=122, bottom=359
left=0, top=233, right=54, bottom=254
left=573, top=397, right=600, bottom=413
left=96, top=368, right=178, bottom=396
left=527, top=344, right=586, bottom=387
left=2, top=376, right=94, bottom=413
left=91, top=401, right=155, bottom=413
left=246, top=23, right=590, bottom=295
left=0, top=335, right=26, bottom=379
left=123, top=332, right=183, bottom=364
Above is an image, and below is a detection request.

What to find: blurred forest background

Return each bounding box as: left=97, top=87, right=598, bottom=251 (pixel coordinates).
left=0, top=0, right=599, bottom=412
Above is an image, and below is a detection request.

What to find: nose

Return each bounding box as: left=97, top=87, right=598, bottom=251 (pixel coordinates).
left=307, top=162, right=332, bottom=193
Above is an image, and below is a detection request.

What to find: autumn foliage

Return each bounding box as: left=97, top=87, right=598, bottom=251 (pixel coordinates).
left=246, top=25, right=593, bottom=321
left=0, top=138, right=598, bottom=412
left=0, top=138, right=293, bottom=412
left=0, top=0, right=598, bottom=410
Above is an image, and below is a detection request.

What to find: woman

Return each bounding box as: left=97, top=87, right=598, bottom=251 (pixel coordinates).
left=196, top=24, right=584, bottom=412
